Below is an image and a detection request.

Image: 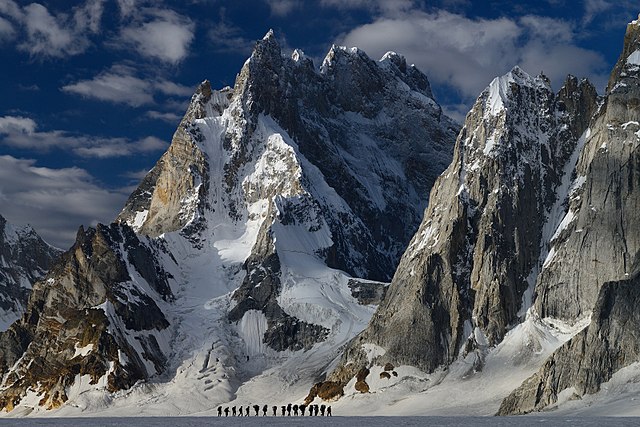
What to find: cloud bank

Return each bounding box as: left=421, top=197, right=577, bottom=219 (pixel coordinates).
left=0, top=115, right=168, bottom=158
left=0, top=155, right=129, bottom=249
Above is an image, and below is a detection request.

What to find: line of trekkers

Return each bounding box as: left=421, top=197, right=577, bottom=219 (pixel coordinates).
left=217, top=403, right=332, bottom=417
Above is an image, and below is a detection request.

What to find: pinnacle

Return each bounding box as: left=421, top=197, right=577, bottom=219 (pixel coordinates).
left=263, top=28, right=275, bottom=41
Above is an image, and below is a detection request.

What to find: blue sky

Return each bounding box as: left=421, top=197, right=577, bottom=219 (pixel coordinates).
left=0, top=0, right=637, bottom=248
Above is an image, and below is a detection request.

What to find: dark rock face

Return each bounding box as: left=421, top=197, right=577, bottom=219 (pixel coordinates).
left=347, top=279, right=388, bottom=305
left=0, top=215, right=61, bottom=325
left=498, top=19, right=640, bottom=414
left=321, top=67, right=597, bottom=395
left=499, top=270, right=640, bottom=415
left=534, top=20, right=640, bottom=322
left=0, top=223, right=173, bottom=410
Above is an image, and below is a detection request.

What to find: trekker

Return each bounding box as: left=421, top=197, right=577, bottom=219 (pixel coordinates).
left=232, top=406, right=236, bottom=416
left=287, top=403, right=292, bottom=416
left=327, top=406, right=332, bottom=416
left=263, top=404, right=268, bottom=416
left=239, top=406, right=243, bottom=416
left=224, top=407, right=229, bottom=417
left=293, top=404, right=299, bottom=416
left=281, top=405, right=286, bottom=416
left=246, top=405, right=250, bottom=416
left=300, top=404, right=306, bottom=416
left=272, top=405, right=277, bottom=416
left=253, top=404, right=260, bottom=416
left=217, top=406, right=222, bottom=417
left=320, top=404, right=326, bottom=416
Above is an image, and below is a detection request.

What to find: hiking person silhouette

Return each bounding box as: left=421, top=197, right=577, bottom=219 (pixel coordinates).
left=224, top=407, right=229, bottom=417
left=262, top=404, right=268, bottom=416
left=232, top=406, right=236, bottom=416
left=300, top=404, right=306, bottom=416
left=287, top=403, right=292, bottom=416
left=315, top=405, right=320, bottom=416
left=293, top=404, right=299, bottom=416
left=327, top=406, right=332, bottom=416
left=239, top=406, right=243, bottom=416
left=246, top=405, right=250, bottom=416
left=281, top=405, right=286, bottom=416
left=272, top=405, right=277, bottom=416
left=217, top=406, right=222, bottom=417
left=320, top=404, right=326, bottom=416
left=253, top=404, right=260, bottom=416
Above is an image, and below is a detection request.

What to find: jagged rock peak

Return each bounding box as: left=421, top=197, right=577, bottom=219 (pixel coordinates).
left=0, top=214, right=61, bottom=329
left=607, top=14, right=640, bottom=92
left=483, top=66, right=551, bottom=116
left=249, top=28, right=282, bottom=64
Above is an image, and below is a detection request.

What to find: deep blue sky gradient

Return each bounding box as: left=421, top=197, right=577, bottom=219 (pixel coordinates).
left=0, top=0, right=637, bottom=247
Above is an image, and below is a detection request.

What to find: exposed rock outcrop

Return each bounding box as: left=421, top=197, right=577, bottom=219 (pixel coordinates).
left=0, top=224, right=173, bottom=409
left=0, top=215, right=61, bottom=329
left=499, top=17, right=640, bottom=414
left=499, top=270, right=640, bottom=415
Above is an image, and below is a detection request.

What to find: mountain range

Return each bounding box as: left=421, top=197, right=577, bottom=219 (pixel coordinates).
left=0, top=18, right=639, bottom=417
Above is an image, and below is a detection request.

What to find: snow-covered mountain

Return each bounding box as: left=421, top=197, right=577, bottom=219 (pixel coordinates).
left=0, top=215, right=60, bottom=331
left=314, top=16, right=640, bottom=417
left=0, top=31, right=457, bottom=413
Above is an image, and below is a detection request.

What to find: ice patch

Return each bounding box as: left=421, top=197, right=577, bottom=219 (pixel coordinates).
left=73, top=343, right=94, bottom=359
left=362, top=343, right=386, bottom=363
left=235, top=310, right=268, bottom=357
left=627, top=50, right=640, bottom=66
left=131, top=210, right=148, bottom=230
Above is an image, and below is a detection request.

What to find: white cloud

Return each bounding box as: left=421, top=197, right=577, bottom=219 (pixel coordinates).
left=320, top=0, right=417, bottom=14
left=154, top=80, right=194, bottom=97
left=117, top=0, right=137, bottom=18
left=62, top=69, right=153, bottom=107
left=0, top=115, right=169, bottom=158
left=0, top=116, right=37, bottom=134
left=121, top=168, right=151, bottom=180
left=0, top=0, right=105, bottom=58
left=0, top=16, right=14, bottom=40
left=265, top=0, right=301, bottom=16
left=338, top=11, right=608, bottom=108
left=583, top=0, right=611, bottom=25
left=208, top=11, right=255, bottom=54
left=0, top=155, right=130, bottom=249
left=118, top=9, right=195, bottom=63
left=73, top=136, right=167, bottom=158
left=145, top=111, right=182, bottom=123
left=73, top=0, right=105, bottom=33
left=61, top=65, right=193, bottom=107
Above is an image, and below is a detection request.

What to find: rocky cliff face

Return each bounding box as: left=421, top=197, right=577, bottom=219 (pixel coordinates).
left=320, top=66, right=597, bottom=393
left=499, top=269, right=640, bottom=415
left=0, top=215, right=61, bottom=330
left=499, top=18, right=640, bottom=414
left=0, top=223, right=173, bottom=410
